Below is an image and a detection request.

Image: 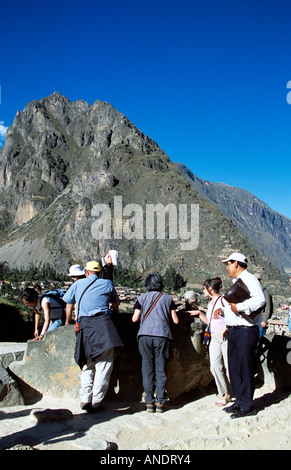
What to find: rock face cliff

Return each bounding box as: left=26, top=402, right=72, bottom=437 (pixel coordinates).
left=0, top=93, right=288, bottom=292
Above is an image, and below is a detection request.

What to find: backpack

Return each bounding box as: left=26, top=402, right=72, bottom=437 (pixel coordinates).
left=40, top=289, right=67, bottom=321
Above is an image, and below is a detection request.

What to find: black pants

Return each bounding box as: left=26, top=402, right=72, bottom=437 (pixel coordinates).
left=228, top=326, right=259, bottom=411
left=138, top=335, right=171, bottom=404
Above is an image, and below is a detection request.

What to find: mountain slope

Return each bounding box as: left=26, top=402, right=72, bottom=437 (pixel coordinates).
left=174, top=162, right=291, bottom=273
left=0, top=93, right=288, bottom=293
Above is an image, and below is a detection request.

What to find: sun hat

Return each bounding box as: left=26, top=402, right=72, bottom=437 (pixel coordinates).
left=68, top=264, right=85, bottom=276
left=85, top=261, right=101, bottom=272
left=221, top=252, right=247, bottom=264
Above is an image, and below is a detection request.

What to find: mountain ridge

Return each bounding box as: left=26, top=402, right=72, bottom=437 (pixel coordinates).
left=0, top=93, right=289, bottom=294
left=174, top=162, right=291, bottom=273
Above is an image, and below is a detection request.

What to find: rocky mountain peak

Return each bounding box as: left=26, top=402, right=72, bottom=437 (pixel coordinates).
left=0, top=93, right=167, bottom=227
left=0, top=93, right=289, bottom=294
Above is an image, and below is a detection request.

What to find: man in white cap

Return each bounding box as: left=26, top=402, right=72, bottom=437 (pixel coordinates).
left=66, top=265, right=86, bottom=322
left=217, top=252, right=265, bottom=419
left=97, top=250, right=119, bottom=282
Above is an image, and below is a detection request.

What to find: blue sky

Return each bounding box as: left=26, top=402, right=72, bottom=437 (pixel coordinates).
left=1, top=0, right=291, bottom=218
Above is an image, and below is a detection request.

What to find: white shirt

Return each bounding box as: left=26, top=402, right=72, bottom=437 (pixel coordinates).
left=222, top=269, right=266, bottom=327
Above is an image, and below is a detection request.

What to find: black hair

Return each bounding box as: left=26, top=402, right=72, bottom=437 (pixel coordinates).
left=144, top=273, right=164, bottom=292
left=237, top=261, right=247, bottom=269
left=229, top=260, right=248, bottom=269
left=204, top=277, right=222, bottom=294
left=21, top=287, right=38, bottom=302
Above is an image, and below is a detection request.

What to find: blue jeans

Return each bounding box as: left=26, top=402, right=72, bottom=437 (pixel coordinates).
left=138, top=335, right=171, bottom=404
left=47, top=318, right=63, bottom=331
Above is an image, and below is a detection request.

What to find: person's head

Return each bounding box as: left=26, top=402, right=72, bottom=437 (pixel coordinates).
left=104, top=250, right=119, bottom=266
left=203, top=277, right=222, bottom=298
left=68, top=264, right=86, bottom=281
left=144, top=273, right=164, bottom=292
left=184, top=291, right=197, bottom=309
left=84, top=261, right=101, bottom=277
left=21, top=287, right=38, bottom=308
left=222, top=252, right=247, bottom=278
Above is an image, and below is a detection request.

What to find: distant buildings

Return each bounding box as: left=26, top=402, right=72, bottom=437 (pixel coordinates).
left=267, top=317, right=290, bottom=336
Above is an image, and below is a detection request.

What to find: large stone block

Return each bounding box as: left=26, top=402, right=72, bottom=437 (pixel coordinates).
left=0, top=362, right=24, bottom=406
left=9, top=313, right=213, bottom=403
left=10, top=324, right=80, bottom=402
left=108, top=312, right=213, bottom=401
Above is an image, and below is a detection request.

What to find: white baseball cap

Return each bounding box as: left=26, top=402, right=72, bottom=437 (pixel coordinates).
left=68, top=264, right=85, bottom=276
left=108, top=250, right=119, bottom=266
left=221, top=252, right=247, bottom=264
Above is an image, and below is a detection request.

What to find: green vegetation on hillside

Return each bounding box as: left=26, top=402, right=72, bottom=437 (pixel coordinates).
left=0, top=261, right=67, bottom=283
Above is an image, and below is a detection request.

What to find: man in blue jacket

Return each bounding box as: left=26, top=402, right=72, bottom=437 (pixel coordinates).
left=64, top=261, right=123, bottom=412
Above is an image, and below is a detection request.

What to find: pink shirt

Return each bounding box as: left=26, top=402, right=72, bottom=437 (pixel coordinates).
left=206, top=296, right=226, bottom=333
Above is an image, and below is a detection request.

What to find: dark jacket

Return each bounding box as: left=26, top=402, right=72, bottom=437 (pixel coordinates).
left=74, top=314, right=123, bottom=369
left=97, top=257, right=114, bottom=281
